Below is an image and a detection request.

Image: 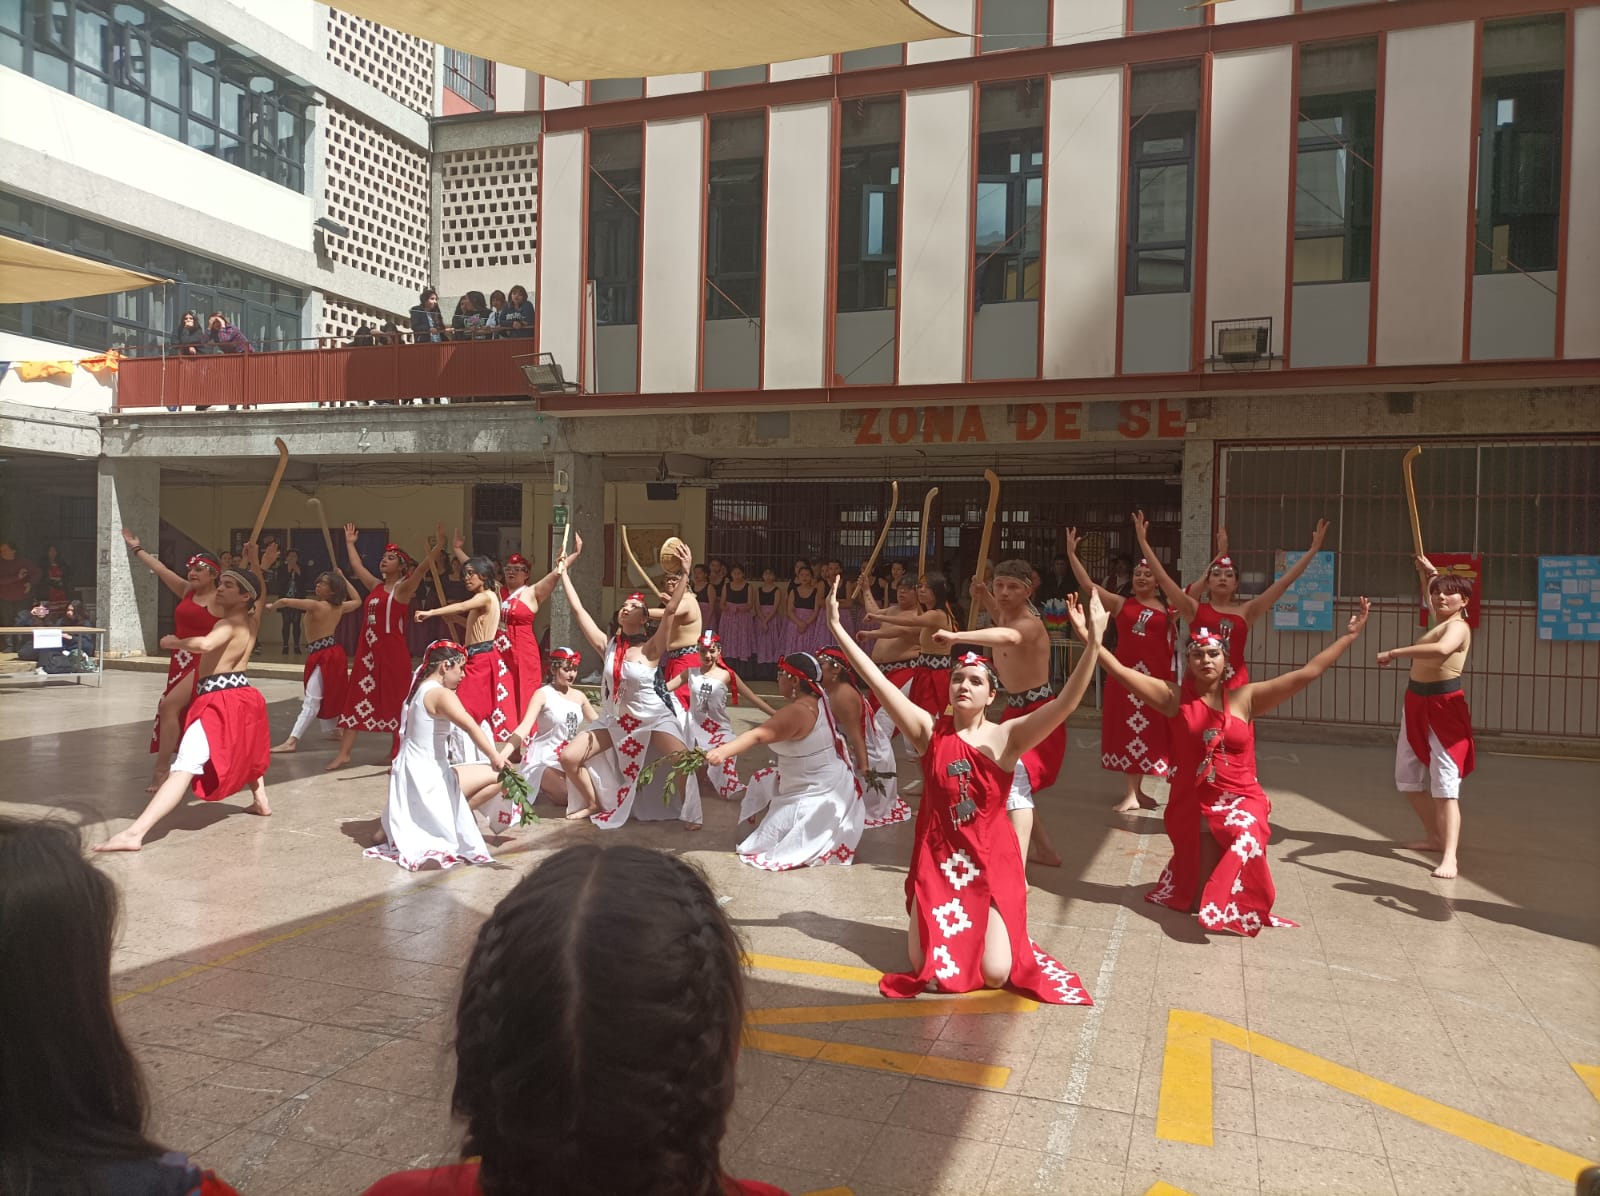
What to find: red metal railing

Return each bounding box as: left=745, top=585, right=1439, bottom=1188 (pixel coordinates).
left=116, top=339, right=537, bottom=409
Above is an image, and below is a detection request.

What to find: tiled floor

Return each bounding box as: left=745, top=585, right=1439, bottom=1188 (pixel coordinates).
left=3, top=671, right=1597, bottom=1195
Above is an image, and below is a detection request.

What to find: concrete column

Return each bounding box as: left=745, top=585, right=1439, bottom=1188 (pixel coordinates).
left=96, top=457, right=161, bottom=656
left=1180, top=438, right=1216, bottom=587
left=547, top=449, right=605, bottom=676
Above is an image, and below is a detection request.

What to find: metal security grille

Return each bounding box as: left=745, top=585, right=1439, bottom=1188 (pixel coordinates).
left=1219, top=439, right=1600, bottom=739
left=706, top=478, right=1183, bottom=581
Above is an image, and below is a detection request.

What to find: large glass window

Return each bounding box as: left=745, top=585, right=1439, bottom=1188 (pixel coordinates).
left=980, top=0, right=1048, bottom=53
left=1476, top=16, right=1564, bottom=275
left=1294, top=40, right=1376, bottom=284
left=836, top=97, right=902, bottom=313
left=443, top=48, right=493, bottom=109
left=4, top=0, right=308, bottom=192
left=0, top=191, right=304, bottom=353
left=840, top=45, right=902, bottom=71
left=588, top=127, right=642, bottom=326
left=975, top=78, right=1045, bottom=304
left=1126, top=62, right=1200, bottom=295
left=705, top=114, right=764, bottom=320
left=1130, top=0, right=1201, bottom=33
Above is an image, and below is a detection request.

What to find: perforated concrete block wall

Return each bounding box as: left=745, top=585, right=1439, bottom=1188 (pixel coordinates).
left=322, top=105, right=431, bottom=292
left=325, top=7, right=434, bottom=116
left=438, top=144, right=539, bottom=277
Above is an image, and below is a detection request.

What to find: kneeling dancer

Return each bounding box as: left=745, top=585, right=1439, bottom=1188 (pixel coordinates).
left=417, top=554, right=518, bottom=748
left=270, top=571, right=361, bottom=752
left=478, top=646, right=600, bottom=829
left=668, top=629, right=775, bottom=810
left=708, top=652, right=866, bottom=871
left=824, top=579, right=1107, bottom=1002
left=1105, top=600, right=1370, bottom=935
left=98, top=552, right=273, bottom=852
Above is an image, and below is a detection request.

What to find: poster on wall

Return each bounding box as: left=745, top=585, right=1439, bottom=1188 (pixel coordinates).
left=1271, top=550, right=1335, bottom=631
left=1418, top=552, right=1483, bottom=628
left=1537, top=556, right=1600, bottom=642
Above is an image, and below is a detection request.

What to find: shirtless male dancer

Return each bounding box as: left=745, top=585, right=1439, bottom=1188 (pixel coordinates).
left=98, top=545, right=273, bottom=852
left=653, top=560, right=704, bottom=709
left=1376, top=555, right=1475, bottom=879
left=858, top=574, right=923, bottom=771
left=936, top=559, right=1063, bottom=869
left=269, top=571, right=361, bottom=752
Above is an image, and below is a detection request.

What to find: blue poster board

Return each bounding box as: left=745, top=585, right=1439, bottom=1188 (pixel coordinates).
left=1538, top=556, right=1600, bottom=642
left=1271, top=550, right=1336, bottom=632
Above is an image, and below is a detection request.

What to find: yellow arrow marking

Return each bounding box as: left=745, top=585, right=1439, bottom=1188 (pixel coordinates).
left=746, top=952, right=882, bottom=985
left=1576, top=1064, right=1600, bottom=1103
left=1142, top=1185, right=1198, bottom=1196
left=1156, top=1010, right=1599, bottom=1182
left=748, top=989, right=1037, bottom=1026
left=747, top=1028, right=1012, bottom=1089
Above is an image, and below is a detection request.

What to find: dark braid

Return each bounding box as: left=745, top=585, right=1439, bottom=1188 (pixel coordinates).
left=453, top=844, right=744, bottom=1196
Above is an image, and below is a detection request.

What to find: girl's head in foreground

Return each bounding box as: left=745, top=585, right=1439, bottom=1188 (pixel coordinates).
left=0, top=818, right=161, bottom=1188
left=453, top=844, right=745, bottom=1196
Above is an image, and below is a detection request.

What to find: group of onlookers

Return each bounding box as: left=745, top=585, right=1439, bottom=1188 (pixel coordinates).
left=407, top=284, right=534, bottom=343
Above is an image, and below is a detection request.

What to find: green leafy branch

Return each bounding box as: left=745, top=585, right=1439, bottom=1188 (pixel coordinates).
left=497, top=765, right=539, bottom=827
left=637, top=747, right=709, bottom=804
left=861, top=768, right=897, bottom=796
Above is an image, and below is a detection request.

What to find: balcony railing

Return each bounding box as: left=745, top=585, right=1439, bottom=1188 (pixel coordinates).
left=115, top=338, right=538, bottom=410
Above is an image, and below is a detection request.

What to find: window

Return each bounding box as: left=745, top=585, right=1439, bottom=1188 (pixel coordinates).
left=1294, top=40, right=1376, bottom=284
left=1130, top=0, right=1202, bottom=33
left=836, top=97, right=902, bottom=312
left=1476, top=16, right=1564, bottom=275
left=1126, top=63, right=1200, bottom=294
left=0, top=191, right=304, bottom=353
left=840, top=45, right=902, bottom=71
left=975, top=78, right=1045, bottom=304
left=443, top=48, right=493, bottom=109
left=589, top=76, right=643, bottom=102
left=705, top=114, right=764, bottom=320
left=588, top=127, right=642, bottom=326
left=3, top=0, right=307, bottom=192
left=709, top=65, right=764, bottom=88
left=980, top=0, right=1048, bottom=53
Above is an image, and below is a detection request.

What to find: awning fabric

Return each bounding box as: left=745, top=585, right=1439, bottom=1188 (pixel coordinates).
left=0, top=235, right=168, bottom=304
left=334, top=0, right=958, bottom=82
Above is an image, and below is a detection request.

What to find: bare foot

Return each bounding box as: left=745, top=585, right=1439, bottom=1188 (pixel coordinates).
left=1402, top=839, right=1442, bottom=852
left=325, top=753, right=352, bottom=772
left=94, top=829, right=145, bottom=853
left=1112, top=797, right=1141, bottom=812
left=371, top=828, right=388, bottom=846
left=566, top=806, right=596, bottom=821
left=1431, top=858, right=1458, bottom=879
left=1137, top=791, right=1159, bottom=810
left=682, top=822, right=703, bottom=832
left=271, top=739, right=299, bottom=754
left=1028, top=841, right=1062, bottom=868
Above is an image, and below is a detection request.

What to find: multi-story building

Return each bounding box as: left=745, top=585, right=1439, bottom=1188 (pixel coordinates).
left=4, top=0, right=1598, bottom=742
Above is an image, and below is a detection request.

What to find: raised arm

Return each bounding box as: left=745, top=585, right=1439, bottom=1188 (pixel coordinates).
left=1245, top=598, right=1369, bottom=718
left=452, top=527, right=468, bottom=566
left=239, top=541, right=272, bottom=628
left=121, top=527, right=190, bottom=597
left=394, top=523, right=444, bottom=605
left=1064, top=526, right=1126, bottom=614
left=999, top=594, right=1107, bottom=767
left=558, top=562, right=608, bottom=653
left=1242, top=519, right=1331, bottom=623
left=1133, top=509, right=1197, bottom=620
left=343, top=523, right=381, bottom=590
left=1186, top=526, right=1230, bottom=599
left=532, top=532, right=582, bottom=603
left=932, top=623, right=1021, bottom=650
left=824, top=578, right=934, bottom=753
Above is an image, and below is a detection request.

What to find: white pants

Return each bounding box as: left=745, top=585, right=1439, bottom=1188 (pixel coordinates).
left=289, top=671, right=337, bottom=741
left=1394, top=711, right=1463, bottom=799
left=172, top=720, right=211, bottom=776
left=1006, top=761, right=1035, bottom=812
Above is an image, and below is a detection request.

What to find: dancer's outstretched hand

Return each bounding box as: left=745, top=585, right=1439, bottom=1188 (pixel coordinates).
left=1346, top=596, right=1371, bottom=637
left=824, top=575, right=841, bottom=625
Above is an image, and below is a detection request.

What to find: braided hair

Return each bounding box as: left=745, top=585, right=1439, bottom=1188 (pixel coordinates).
left=453, top=844, right=745, bottom=1196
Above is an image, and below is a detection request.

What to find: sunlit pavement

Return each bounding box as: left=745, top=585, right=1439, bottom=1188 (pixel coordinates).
left=3, top=671, right=1596, bottom=1195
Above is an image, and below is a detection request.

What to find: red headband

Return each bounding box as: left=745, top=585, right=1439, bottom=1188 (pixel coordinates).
left=1211, top=556, right=1235, bottom=571
left=954, top=649, right=994, bottom=669
left=426, top=638, right=465, bottom=656
left=505, top=553, right=529, bottom=569
left=698, top=629, right=721, bottom=647
left=187, top=552, right=220, bottom=574
left=384, top=543, right=416, bottom=567
left=548, top=646, right=580, bottom=665
left=1136, top=557, right=1150, bottom=569
left=1189, top=626, right=1223, bottom=649
left=622, top=591, right=647, bottom=607
left=778, top=656, right=822, bottom=693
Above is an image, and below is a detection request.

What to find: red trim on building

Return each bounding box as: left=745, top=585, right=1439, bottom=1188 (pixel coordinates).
left=1554, top=7, right=1577, bottom=358
left=696, top=114, right=712, bottom=391
left=578, top=129, right=592, bottom=392
left=1034, top=73, right=1051, bottom=380
left=1112, top=65, right=1132, bottom=376
left=635, top=120, right=648, bottom=394
left=824, top=96, right=843, bottom=384
left=1281, top=42, right=1301, bottom=366
left=1366, top=31, right=1388, bottom=367
left=1460, top=17, right=1485, bottom=363
left=1190, top=52, right=1215, bottom=372
left=963, top=79, right=982, bottom=381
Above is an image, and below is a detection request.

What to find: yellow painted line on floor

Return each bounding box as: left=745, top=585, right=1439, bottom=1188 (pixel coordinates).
left=746, top=1028, right=1012, bottom=1090
left=1575, top=1064, right=1600, bottom=1103
left=1141, top=1185, right=1197, bottom=1196
left=799, top=1189, right=854, bottom=1196
left=1157, top=1009, right=1599, bottom=1182
left=748, top=989, right=1037, bottom=1027
left=745, top=952, right=882, bottom=986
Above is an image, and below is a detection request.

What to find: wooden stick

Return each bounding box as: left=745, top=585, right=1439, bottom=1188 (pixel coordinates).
left=247, top=437, right=289, bottom=548
left=306, top=497, right=338, bottom=577
left=427, top=556, right=467, bottom=637
left=1402, top=445, right=1425, bottom=560
left=619, top=524, right=665, bottom=600
left=967, top=469, right=1001, bottom=631
left=856, top=480, right=899, bottom=596
left=917, top=487, right=940, bottom=585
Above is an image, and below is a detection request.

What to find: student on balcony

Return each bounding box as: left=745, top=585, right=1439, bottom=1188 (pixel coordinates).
left=499, top=284, right=534, bottom=338
left=410, top=287, right=446, bottom=343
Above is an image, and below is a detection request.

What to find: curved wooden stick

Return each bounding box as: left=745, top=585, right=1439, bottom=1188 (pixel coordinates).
left=967, top=469, right=1001, bottom=631
left=248, top=437, right=289, bottom=548
left=1402, top=445, right=1425, bottom=560
left=917, top=487, right=940, bottom=585
left=856, top=481, right=899, bottom=596
left=619, top=524, right=665, bottom=600
left=306, top=497, right=338, bottom=578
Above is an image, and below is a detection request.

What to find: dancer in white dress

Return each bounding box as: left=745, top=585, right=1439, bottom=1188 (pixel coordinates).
left=708, top=653, right=866, bottom=871
left=475, top=646, right=598, bottom=832
left=819, top=645, right=912, bottom=828
left=554, top=536, right=704, bottom=830
left=364, top=640, right=511, bottom=871
left=667, top=630, right=776, bottom=810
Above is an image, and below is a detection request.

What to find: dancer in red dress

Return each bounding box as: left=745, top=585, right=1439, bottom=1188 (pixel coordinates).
left=97, top=549, right=275, bottom=853
left=328, top=523, right=444, bottom=770
left=1065, top=528, right=1175, bottom=811
left=498, top=544, right=574, bottom=720
left=268, top=571, right=361, bottom=753
left=1134, top=511, right=1330, bottom=689
left=825, top=579, right=1107, bottom=1002
left=121, top=528, right=223, bottom=791
left=418, top=554, right=519, bottom=746
left=1102, top=601, right=1370, bottom=936
left=859, top=572, right=957, bottom=718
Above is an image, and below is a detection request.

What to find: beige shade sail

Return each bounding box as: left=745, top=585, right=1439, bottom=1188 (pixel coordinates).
left=333, top=0, right=958, bottom=82
left=0, top=234, right=169, bottom=305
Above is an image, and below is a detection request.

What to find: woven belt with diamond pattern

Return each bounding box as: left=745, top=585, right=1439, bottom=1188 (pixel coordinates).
left=196, top=671, right=251, bottom=695
left=1006, top=682, right=1055, bottom=708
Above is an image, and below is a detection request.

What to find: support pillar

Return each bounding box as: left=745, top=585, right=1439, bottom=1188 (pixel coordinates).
left=548, top=449, right=605, bottom=677
left=1180, top=437, right=1217, bottom=586
left=96, top=457, right=161, bottom=657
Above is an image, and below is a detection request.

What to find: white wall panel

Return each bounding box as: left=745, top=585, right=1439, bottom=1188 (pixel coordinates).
left=770, top=57, right=832, bottom=81
left=1052, top=0, right=1122, bottom=45
left=763, top=103, right=832, bottom=388
left=542, top=78, right=587, bottom=109
left=1042, top=68, right=1122, bottom=378
left=537, top=130, right=586, bottom=384
left=1215, top=0, right=1293, bottom=23
left=640, top=118, right=705, bottom=392
left=898, top=86, right=973, bottom=385
left=907, top=0, right=973, bottom=63
left=647, top=73, right=703, bottom=96
left=1564, top=8, right=1600, bottom=357
left=1205, top=47, right=1292, bottom=359
left=1374, top=23, right=1475, bottom=365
